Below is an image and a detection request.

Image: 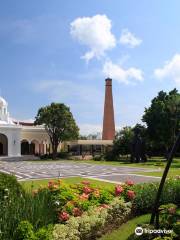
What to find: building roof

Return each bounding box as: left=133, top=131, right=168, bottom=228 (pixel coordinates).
left=66, top=139, right=113, bottom=146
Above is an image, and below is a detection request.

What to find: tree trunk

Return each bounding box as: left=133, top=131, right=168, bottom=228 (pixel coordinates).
left=52, top=144, right=58, bottom=160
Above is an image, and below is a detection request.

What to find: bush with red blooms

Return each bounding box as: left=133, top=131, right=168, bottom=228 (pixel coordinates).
left=125, top=180, right=134, bottom=186
left=39, top=179, right=137, bottom=222
left=115, top=185, right=124, bottom=196
left=127, top=190, right=136, bottom=200
left=58, top=211, right=69, bottom=221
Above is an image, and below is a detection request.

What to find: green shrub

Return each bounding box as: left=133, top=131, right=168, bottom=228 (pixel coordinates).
left=93, top=154, right=104, bottom=161
left=52, top=198, right=132, bottom=240
left=107, top=198, right=132, bottom=225
left=35, top=225, right=53, bottom=240
left=132, top=178, right=180, bottom=214
left=0, top=173, right=55, bottom=240
left=0, top=172, right=25, bottom=202
left=173, top=222, right=180, bottom=236
left=14, top=221, right=35, bottom=240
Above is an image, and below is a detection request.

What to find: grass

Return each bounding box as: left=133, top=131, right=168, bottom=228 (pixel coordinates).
left=20, top=177, right=115, bottom=192
left=100, top=214, right=150, bottom=240
left=136, top=168, right=180, bottom=177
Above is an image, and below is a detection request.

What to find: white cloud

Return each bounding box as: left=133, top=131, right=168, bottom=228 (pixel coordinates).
left=154, top=54, right=180, bottom=86
left=120, top=29, right=142, bottom=48
left=70, top=14, right=116, bottom=62
left=102, top=61, right=144, bottom=84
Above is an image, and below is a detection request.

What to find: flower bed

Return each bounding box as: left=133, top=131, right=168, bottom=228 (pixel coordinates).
left=1, top=172, right=179, bottom=240
left=41, top=179, right=136, bottom=223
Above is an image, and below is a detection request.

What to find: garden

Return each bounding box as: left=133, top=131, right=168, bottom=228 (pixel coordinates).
left=0, top=172, right=179, bottom=240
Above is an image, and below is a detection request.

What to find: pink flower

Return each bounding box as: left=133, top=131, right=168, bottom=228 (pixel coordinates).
left=48, top=181, right=59, bottom=190
left=98, top=204, right=110, bottom=211
left=73, top=207, right=82, bottom=217
left=101, top=204, right=110, bottom=209
left=79, top=193, right=89, bottom=200
left=58, top=211, right=69, bottom=221
left=81, top=180, right=90, bottom=185
left=168, top=207, right=176, bottom=215
left=125, top=180, right=134, bottom=186
left=83, top=186, right=92, bottom=194
left=127, top=190, right=135, bottom=200
left=48, top=181, right=54, bottom=189
left=115, top=185, right=124, bottom=196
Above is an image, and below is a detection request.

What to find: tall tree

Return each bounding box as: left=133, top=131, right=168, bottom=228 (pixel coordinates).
left=112, top=126, right=134, bottom=159
left=142, top=89, right=180, bottom=155
left=35, top=103, right=79, bottom=159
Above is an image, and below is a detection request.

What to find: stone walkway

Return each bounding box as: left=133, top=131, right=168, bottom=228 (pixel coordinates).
left=0, top=160, right=161, bottom=183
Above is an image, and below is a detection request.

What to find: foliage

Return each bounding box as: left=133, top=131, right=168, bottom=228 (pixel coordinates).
left=106, top=124, right=147, bottom=161
left=35, top=103, right=79, bottom=159
left=35, top=225, right=53, bottom=240
left=0, top=172, right=25, bottom=202
left=142, top=89, right=180, bottom=155
left=0, top=173, right=55, bottom=240
left=159, top=203, right=179, bottom=229
left=132, top=178, right=180, bottom=214
left=127, top=205, right=179, bottom=240
left=14, top=222, right=53, bottom=240
left=52, top=199, right=132, bottom=240
left=14, top=221, right=35, bottom=240
left=112, top=126, right=134, bottom=159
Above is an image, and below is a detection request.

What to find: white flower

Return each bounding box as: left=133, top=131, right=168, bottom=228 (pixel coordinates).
left=55, top=200, right=60, bottom=206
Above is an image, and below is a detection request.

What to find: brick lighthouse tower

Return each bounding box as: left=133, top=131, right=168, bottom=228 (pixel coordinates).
left=102, top=78, right=115, bottom=140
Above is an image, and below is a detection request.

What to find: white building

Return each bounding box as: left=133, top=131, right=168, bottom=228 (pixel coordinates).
left=0, top=97, right=52, bottom=157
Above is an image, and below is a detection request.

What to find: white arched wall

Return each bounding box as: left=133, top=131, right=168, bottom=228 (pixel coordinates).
left=20, top=126, right=61, bottom=155
left=0, top=125, right=21, bottom=157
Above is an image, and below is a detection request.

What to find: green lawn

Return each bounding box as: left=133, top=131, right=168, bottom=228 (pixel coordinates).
left=100, top=214, right=150, bottom=240
left=20, top=177, right=115, bottom=192
left=136, top=168, right=180, bottom=177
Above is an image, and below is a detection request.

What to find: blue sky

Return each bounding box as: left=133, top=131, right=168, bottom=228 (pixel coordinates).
left=0, top=0, right=180, bottom=134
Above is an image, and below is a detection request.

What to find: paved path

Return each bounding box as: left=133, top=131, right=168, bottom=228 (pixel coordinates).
left=0, top=160, right=161, bottom=183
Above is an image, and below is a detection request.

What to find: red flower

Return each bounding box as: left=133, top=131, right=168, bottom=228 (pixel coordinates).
left=83, top=186, right=92, bottom=194
left=127, top=190, right=135, bottom=200
left=48, top=181, right=54, bottom=189
left=115, top=185, right=124, bottom=196
left=73, top=207, right=82, bottom=217
left=58, top=211, right=69, bottom=221
left=125, top=180, right=134, bottom=186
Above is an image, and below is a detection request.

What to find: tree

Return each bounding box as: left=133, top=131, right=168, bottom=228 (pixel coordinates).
left=130, top=124, right=147, bottom=163
left=111, top=127, right=134, bottom=160
left=35, top=103, right=79, bottom=159
left=142, top=89, right=180, bottom=156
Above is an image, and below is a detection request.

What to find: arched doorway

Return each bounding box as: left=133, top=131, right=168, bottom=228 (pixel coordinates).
left=21, top=140, right=30, bottom=155
left=0, top=133, right=8, bottom=156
